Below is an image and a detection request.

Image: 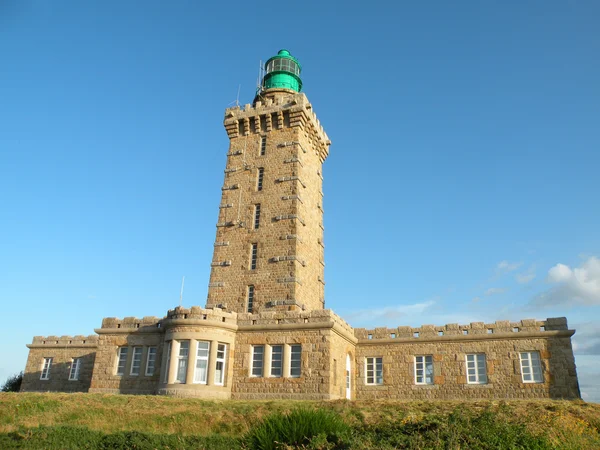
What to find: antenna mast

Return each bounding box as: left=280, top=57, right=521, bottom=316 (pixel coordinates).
left=256, top=59, right=264, bottom=96
left=179, top=276, right=185, bottom=307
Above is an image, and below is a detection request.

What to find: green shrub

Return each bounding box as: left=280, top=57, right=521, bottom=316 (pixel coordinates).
left=244, top=408, right=350, bottom=450
left=1, top=372, right=23, bottom=392
left=0, top=426, right=239, bottom=450
left=352, top=407, right=552, bottom=450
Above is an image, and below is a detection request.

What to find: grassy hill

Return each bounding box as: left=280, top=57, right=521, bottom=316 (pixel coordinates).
left=0, top=393, right=599, bottom=449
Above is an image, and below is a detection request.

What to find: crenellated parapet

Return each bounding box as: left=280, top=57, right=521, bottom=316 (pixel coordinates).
left=100, top=316, right=162, bottom=330
left=165, top=305, right=237, bottom=323
left=237, top=309, right=355, bottom=342
left=223, top=93, right=330, bottom=162
left=354, top=317, right=571, bottom=341
left=28, top=335, right=98, bottom=348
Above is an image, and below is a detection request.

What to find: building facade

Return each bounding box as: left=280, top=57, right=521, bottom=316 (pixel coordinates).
left=22, top=50, right=580, bottom=400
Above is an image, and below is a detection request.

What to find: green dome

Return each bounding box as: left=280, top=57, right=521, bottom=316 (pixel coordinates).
left=262, top=49, right=302, bottom=92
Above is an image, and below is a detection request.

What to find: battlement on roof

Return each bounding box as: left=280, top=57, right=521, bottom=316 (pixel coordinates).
left=354, top=317, right=570, bottom=340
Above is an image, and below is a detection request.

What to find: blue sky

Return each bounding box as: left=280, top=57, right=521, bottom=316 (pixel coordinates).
left=1, top=1, right=599, bottom=401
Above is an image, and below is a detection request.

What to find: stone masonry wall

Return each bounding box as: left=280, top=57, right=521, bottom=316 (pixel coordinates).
left=232, top=309, right=355, bottom=400
left=21, top=335, right=98, bottom=392
left=208, top=91, right=330, bottom=314
left=354, top=318, right=579, bottom=400
left=89, top=316, right=164, bottom=394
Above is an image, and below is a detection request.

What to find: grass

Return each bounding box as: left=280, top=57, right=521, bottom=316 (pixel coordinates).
left=0, top=393, right=599, bottom=449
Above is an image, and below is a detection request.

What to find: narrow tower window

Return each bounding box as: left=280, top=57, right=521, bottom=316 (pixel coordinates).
left=247, top=285, right=255, bottom=313
left=253, top=204, right=261, bottom=229
left=257, top=168, right=264, bottom=191
left=250, top=243, right=258, bottom=270
left=260, top=136, right=267, bottom=155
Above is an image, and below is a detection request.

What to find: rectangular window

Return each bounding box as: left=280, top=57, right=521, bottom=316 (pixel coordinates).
left=270, top=345, right=283, bottom=377
left=466, top=354, right=487, bottom=384
left=247, top=285, right=255, bottom=313
left=520, top=351, right=543, bottom=383
left=253, top=204, right=261, bottom=229
left=69, top=358, right=81, bottom=381
left=41, top=357, right=53, bottom=380
left=130, top=347, right=143, bottom=376
left=193, top=341, right=210, bottom=384
left=290, top=344, right=302, bottom=377
left=365, top=357, right=383, bottom=385
left=257, top=168, right=264, bottom=191
left=250, top=243, right=258, bottom=270
left=176, top=341, right=189, bottom=383
left=215, top=343, right=227, bottom=385
left=251, top=345, right=264, bottom=377
left=260, top=136, right=267, bottom=155
left=414, top=355, right=434, bottom=385
left=145, top=347, right=157, bottom=376
left=116, top=347, right=128, bottom=375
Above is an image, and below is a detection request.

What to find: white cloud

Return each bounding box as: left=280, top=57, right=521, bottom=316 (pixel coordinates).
left=534, top=256, right=600, bottom=306
left=516, top=273, right=535, bottom=284
left=548, top=263, right=572, bottom=282
left=497, top=260, right=523, bottom=273
left=572, top=322, right=600, bottom=355
left=485, top=287, right=507, bottom=296
left=343, top=300, right=435, bottom=324
left=516, top=265, right=536, bottom=284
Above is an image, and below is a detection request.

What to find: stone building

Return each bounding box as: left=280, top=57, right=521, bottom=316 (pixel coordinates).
left=22, top=50, right=580, bottom=400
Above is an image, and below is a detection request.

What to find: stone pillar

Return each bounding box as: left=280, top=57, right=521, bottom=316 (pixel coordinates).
left=186, top=339, right=198, bottom=384
left=167, top=340, right=178, bottom=385
left=265, top=344, right=273, bottom=378
left=160, top=342, right=170, bottom=383
left=283, top=344, right=291, bottom=378
left=207, top=340, right=219, bottom=386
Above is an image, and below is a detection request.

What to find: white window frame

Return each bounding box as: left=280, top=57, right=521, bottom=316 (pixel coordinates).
left=69, top=358, right=81, bottom=381
left=130, top=347, right=143, bottom=376
left=247, top=285, right=255, bottom=313
left=41, top=357, right=53, bottom=380
left=251, top=345, right=264, bottom=377
left=176, top=340, right=189, bottom=383
left=116, top=347, right=128, bottom=376
left=193, top=341, right=210, bottom=384
left=414, top=355, right=434, bottom=385
left=290, top=344, right=301, bottom=378
left=270, top=345, right=283, bottom=377
left=145, top=347, right=157, bottom=376
left=520, top=351, right=543, bottom=383
left=365, top=357, right=383, bottom=385
left=214, top=343, right=227, bottom=385
left=466, top=353, right=487, bottom=384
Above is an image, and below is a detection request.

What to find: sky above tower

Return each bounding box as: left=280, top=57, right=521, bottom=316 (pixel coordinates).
left=1, top=1, right=599, bottom=401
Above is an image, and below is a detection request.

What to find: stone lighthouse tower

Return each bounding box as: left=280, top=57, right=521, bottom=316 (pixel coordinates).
left=206, top=49, right=331, bottom=314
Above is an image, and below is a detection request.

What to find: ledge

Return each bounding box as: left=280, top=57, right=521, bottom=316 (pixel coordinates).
left=357, top=329, right=575, bottom=345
